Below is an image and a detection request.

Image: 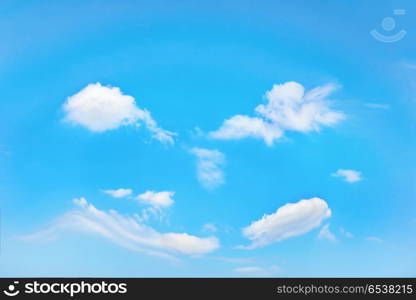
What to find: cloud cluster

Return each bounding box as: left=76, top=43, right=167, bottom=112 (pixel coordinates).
left=332, top=169, right=362, bottom=183
left=63, top=83, right=175, bottom=144
left=241, top=197, right=332, bottom=249
left=22, top=198, right=219, bottom=259
left=53, top=81, right=354, bottom=264
left=103, top=188, right=175, bottom=222
left=190, top=148, right=225, bottom=189
left=210, top=82, right=344, bottom=145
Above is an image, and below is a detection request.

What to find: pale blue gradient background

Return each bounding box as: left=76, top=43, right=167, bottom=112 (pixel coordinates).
left=0, top=0, right=415, bottom=276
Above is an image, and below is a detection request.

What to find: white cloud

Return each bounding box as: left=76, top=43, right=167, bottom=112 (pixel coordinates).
left=332, top=169, right=362, bottom=183
left=191, top=126, right=205, bottom=138
left=202, top=223, right=218, bottom=233
left=210, top=82, right=344, bottom=146
left=241, top=197, right=332, bottom=249
left=62, top=83, right=175, bottom=144
left=190, top=148, right=225, bottom=189
left=318, top=224, right=336, bottom=242
left=21, top=197, right=219, bottom=259
left=209, top=115, right=282, bottom=146
left=136, top=191, right=175, bottom=208
left=103, top=188, right=132, bottom=198
left=73, top=197, right=87, bottom=207
left=366, top=236, right=384, bottom=243
left=234, top=266, right=263, bottom=273
left=233, top=265, right=281, bottom=276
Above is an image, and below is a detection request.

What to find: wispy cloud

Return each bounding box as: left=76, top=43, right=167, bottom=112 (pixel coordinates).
left=190, top=148, right=225, bottom=189
left=133, top=191, right=176, bottom=223
left=366, top=236, right=384, bottom=243
left=340, top=227, right=354, bottom=238
left=209, top=256, right=254, bottom=264
left=240, top=197, right=332, bottom=249
left=21, top=197, right=219, bottom=259
left=233, top=265, right=281, bottom=276
left=364, top=103, right=390, bottom=109
left=210, top=82, right=344, bottom=146
left=318, top=224, right=336, bottom=242
left=210, top=115, right=283, bottom=146
left=63, top=83, right=176, bottom=144
left=202, top=223, right=218, bottom=233
left=332, top=169, right=362, bottom=183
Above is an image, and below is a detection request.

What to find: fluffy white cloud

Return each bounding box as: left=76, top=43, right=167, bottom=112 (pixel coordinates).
left=161, top=233, right=219, bottom=256
left=63, top=83, right=175, bottom=144
left=190, top=148, right=225, bottom=189
left=21, top=197, right=219, bottom=259
left=103, top=188, right=132, bottom=198
left=210, top=82, right=344, bottom=145
left=136, top=191, right=175, bottom=208
left=332, top=169, right=362, bottom=183
left=318, top=224, right=336, bottom=242
left=241, top=197, right=332, bottom=249
left=133, top=191, right=175, bottom=223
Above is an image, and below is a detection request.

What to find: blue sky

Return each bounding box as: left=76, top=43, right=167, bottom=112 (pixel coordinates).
left=0, top=0, right=416, bottom=277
